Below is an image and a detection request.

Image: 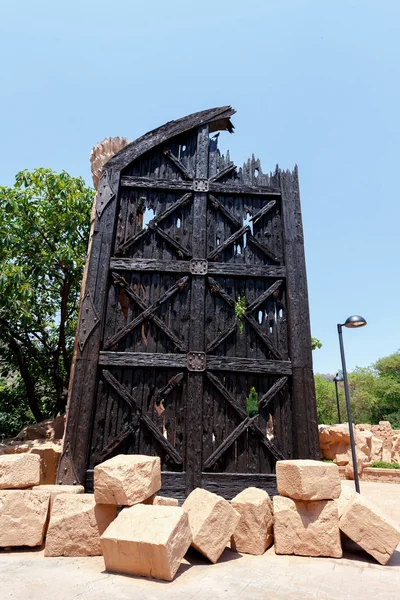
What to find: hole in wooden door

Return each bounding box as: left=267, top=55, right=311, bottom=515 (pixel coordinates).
left=258, top=310, right=263, bottom=324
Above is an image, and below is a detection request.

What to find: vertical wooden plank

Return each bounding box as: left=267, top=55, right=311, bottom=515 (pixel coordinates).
left=280, top=166, right=319, bottom=459
left=186, top=124, right=208, bottom=494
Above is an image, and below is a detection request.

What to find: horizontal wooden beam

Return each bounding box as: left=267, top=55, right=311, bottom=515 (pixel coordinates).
left=209, top=182, right=281, bottom=196
left=201, top=473, right=277, bottom=500
left=99, top=352, right=187, bottom=369
left=110, top=258, right=190, bottom=273
left=121, top=176, right=193, bottom=191
left=208, top=264, right=286, bottom=278
left=207, top=355, right=292, bottom=375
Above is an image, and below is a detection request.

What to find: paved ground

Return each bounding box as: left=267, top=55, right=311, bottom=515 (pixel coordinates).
left=0, top=481, right=399, bottom=600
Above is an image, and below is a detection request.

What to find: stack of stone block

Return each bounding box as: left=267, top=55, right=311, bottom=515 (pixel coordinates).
left=273, top=459, right=343, bottom=558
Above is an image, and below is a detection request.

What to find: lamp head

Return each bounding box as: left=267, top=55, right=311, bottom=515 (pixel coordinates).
left=343, top=315, right=367, bottom=329
left=333, top=373, right=344, bottom=383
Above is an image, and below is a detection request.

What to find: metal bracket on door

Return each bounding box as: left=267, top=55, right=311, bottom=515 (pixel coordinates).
left=190, top=259, right=208, bottom=275
left=187, top=352, right=206, bottom=371
left=193, top=179, right=209, bottom=192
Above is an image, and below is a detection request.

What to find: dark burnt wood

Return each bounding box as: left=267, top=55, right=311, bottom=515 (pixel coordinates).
left=59, top=106, right=318, bottom=498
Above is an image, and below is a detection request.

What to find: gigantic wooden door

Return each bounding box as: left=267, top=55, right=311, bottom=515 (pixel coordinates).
left=59, top=107, right=319, bottom=499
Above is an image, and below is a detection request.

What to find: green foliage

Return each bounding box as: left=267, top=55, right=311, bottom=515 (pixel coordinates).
left=235, top=296, right=246, bottom=333
left=311, top=337, right=322, bottom=350
left=0, top=375, right=33, bottom=438
left=0, top=169, right=93, bottom=427
left=315, top=350, right=400, bottom=428
left=246, top=386, right=258, bottom=417
left=370, top=461, right=400, bottom=470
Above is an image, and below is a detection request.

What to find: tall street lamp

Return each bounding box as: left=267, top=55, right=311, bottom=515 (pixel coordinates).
left=337, top=315, right=367, bottom=493
left=333, top=373, right=344, bottom=423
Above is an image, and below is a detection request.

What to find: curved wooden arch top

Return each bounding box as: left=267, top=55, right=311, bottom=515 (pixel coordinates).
left=106, top=105, right=236, bottom=172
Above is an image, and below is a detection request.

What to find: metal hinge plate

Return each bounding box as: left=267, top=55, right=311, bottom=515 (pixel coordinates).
left=78, top=291, right=100, bottom=352
left=190, top=259, right=208, bottom=275
left=193, top=178, right=209, bottom=192
left=187, top=351, right=206, bottom=371
left=96, top=171, right=115, bottom=218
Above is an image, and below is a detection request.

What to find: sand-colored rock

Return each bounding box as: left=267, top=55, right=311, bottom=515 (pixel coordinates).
left=392, top=434, right=400, bottom=463
left=143, top=495, right=179, bottom=506
left=344, top=449, right=366, bottom=480
left=273, top=495, right=342, bottom=558
left=276, top=459, right=341, bottom=501
left=15, top=414, right=65, bottom=442
left=0, top=453, right=41, bottom=489
left=100, top=504, right=192, bottom=581
left=183, top=488, right=240, bottom=563
left=320, top=423, right=374, bottom=465
left=371, top=421, right=393, bottom=460
left=45, top=494, right=117, bottom=557
left=231, top=487, right=273, bottom=555
left=32, top=484, right=84, bottom=508
left=0, top=440, right=61, bottom=485
left=370, top=436, right=383, bottom=462
left=94, top=454, right=161, bottom=506
left=339, top=492, right=400, bottom=565
left=336, top=484, right=355, bottom=517
left=0, top=490, right=49, bottom=546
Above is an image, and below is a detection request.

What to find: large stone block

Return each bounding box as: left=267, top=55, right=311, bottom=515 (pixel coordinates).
left=276, top=459, right=341, bottom=501
left=370, top=436, right=383, bottom=462
left=0, top=453, right=41, bottom=489
left=339, top=492, right=400, bottom=565
left=100, top=504, right=192, bottom=581
left=231, top=487, right=273, bottom=555
left=0, top=441, right=62, bottom=485
left=143, top=495, right=179, bottom=506
left=94, top=455, right=161, bottom=506
left=182, top=488, right=240, bottom=563
left=0, top=490, right=49, bottom=547
left=45, top=494, right=117, bottom=557
left=32, top=484, right=84, bottom=508
left=336, top=484, right=355, bottom=517
left=273, top=495, right=342, bottom=558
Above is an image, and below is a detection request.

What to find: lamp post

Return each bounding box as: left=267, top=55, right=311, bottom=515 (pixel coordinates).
left=337, top=315, right=367, bottom=494
left=333, top=373, right=344, bottom=423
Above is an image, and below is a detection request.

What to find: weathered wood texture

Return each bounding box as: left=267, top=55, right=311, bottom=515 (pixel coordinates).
left=58, top=106, right=318, bottom=497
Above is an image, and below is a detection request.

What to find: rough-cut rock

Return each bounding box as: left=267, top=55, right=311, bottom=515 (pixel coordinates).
left=339, top=492, right=400, bottom=565
left=392, top=434, right=400, bottom=463
left=0, top=490, right=49, bottom=546
left=100, top=504, right=192, bottom=581
left=231, top=487, right=273, bottom=555
left=0, top=440, right=61, bottom=485
left=371, top=421, right=393, bottom=462
left=320, top=423, right=375, bottom=465
left=94, top=455, right=161, bottom=506
left=15, top=415, right=65, bottom=442
left=143, top=495, right=179, bottom=506
left=183, top=488, right=240, bottom=563
left=344, top=449, right=366, bottom=480
left=32, top=484, right=84, bottom=508
left=273, top=495, right=342, bottom=558
left=370, top=436, right=384, bottom=463
left=45, top=494, right=117, bottom=557
left=0, top=453, right=41, bottom=489
left=276, top=459, right=341, bottom=501
left=336, top=485, right=355, bottom=517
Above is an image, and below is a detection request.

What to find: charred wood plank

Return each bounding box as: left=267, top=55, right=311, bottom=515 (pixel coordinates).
left=102, top=369, right=139, bottom=411
left=207, top=263, right=286, bottom=278
left=207, top=355, right=292, bottom=375
left=116, top=227, right=149, bottom=255
left=208, top=163, right=237, bottom=182
left=208, top=277, right=235, bottom=307
left=245, top=280, right=283, bottom=314
left=208, top=225, right=250, bottom=260
left=110, top=258, right=190, bottom=273
left=163, top=150, right=193, bottom=180
left=105, top=276, right=188, bottom=349
left=141, top=415, right=182, bottom=464
left=247, top=235, right=280, bottom=263
left=209, top=181, right=281, bottom=196
left=201, top=473, right=277, bottom=499
left=153, top=193, right=193, bottom=226
left=94, top=424, right=137, bottom=463
left=155, top=372, right=184, bottom=405
left=203, top=416, right=257, bottom=469
left=250, top=200, right=276, bottom=224
left=99, top=352, right=187, bottom=369
left=258, top=377, right=289, bottom=412
left=152, top=224, right=192, bottom=258
left=206, top=321, right=237, bottom=353
left=208, top=194, right=241, bottom=228
left=243, top=314, right=283, bottom=360
left=121, top=176, right=193, bottom=191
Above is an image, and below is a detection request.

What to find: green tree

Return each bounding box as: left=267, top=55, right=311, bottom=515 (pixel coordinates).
left=0, top=169, right=93, bottom=434
left=311, top=337, right=322, bottom=351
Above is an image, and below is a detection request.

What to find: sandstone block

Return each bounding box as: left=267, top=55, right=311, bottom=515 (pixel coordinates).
left=339, top=492, right=400, bottom=565
left=100, top=504, right=192, bottom=581
left=45, top=494, right=117, bottom=557
left=370, top=436, right=383, bottom=462
left=94, top=454, right=161, bottom=506
left=273, top=495, right=342, bottom=558
left=392, top=433, right=400, bottom=463
left=231, top=487, right=273, bottom=555
left=182, top=488, right=240, bottom=563
left=336, top=484, right=355, bottom=517
left=344, top=449, right=366, bottom=480
left=0, top=490, right=49, bottom=546
left=0, top=441, right=62, bottom=485
left=0, top=453, right=41, bottom=489
left=276, top=459, right=341, bottom=501
left=143, top=494, right=179, bottom=506
left=371, top=421, right=393, bottom=457
left=32, top=484, right=84, bottom=508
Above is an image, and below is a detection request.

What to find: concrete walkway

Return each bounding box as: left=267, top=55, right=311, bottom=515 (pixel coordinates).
left=0, top=482, right=399, bottom=600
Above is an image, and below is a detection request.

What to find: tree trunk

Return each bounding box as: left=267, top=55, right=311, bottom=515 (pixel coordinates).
left=8, top=336, right=44, bottom=423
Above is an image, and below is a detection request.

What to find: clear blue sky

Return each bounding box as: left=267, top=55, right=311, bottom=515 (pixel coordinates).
left=1, top=1, right=399, bottom=374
